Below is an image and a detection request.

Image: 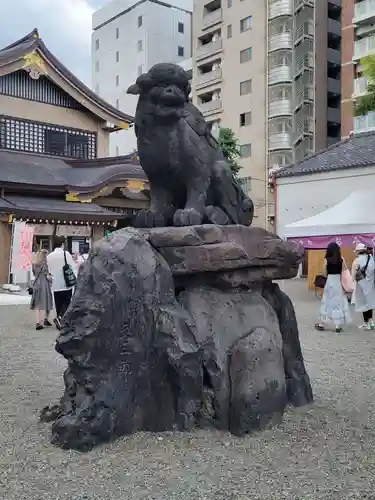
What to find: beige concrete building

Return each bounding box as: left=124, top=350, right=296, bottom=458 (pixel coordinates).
left=192, top=0, right=342, bottom=228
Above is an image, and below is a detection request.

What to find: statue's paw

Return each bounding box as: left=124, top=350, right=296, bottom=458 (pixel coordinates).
left=173, top=208, right=203, bottom=227
left=204, top=206, right=230, bottom=225
left=134, top=209, right=165, bottom=228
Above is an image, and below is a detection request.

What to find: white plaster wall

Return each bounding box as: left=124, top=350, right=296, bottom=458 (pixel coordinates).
left=276, top=165, right=375, bottom=238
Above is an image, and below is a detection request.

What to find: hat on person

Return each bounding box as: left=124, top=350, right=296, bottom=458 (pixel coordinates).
left=354, top=243, right=367, bottom=252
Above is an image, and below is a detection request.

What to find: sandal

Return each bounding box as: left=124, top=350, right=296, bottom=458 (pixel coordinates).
left=314, top=323, right=325, bottom=331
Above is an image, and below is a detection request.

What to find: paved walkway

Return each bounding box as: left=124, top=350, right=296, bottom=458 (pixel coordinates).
left=0, top=293, right=31, bottom=305
left=1, top=280, right=375, bottom=500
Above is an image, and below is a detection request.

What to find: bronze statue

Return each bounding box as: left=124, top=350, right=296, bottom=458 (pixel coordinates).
left=127, top=63, right=254, bottom=228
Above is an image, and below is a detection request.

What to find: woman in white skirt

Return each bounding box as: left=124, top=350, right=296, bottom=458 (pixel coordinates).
left=351, top=243, right=375, bottom=330
left=315, top=242, right=351, bottom=333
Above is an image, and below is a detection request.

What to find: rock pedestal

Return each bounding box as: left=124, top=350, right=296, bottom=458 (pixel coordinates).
left=46, top=225, right=313, bottom=451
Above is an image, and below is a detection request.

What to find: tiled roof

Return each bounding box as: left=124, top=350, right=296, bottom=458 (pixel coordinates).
left=1, top=196, right=121, bottom=221
left=0, top=150, right=147, bottom=191
left=0, top=29, right=133, bottom=126
left=275, top=131, right=375, bottom=178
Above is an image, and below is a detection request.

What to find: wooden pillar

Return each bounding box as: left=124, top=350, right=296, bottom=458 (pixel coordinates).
left=92, top=226, right=104, bottom=244
left=0, top=221, right=11, bottom=285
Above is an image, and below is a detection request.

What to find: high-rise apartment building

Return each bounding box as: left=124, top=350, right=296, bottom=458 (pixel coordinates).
left=192, top=0, right=342, bottom=227
left=342, top=0, right=375, bottom=137
left=92, top=0, right=193, bottom=156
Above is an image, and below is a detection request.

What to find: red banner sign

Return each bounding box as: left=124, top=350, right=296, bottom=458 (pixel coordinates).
left=15, top=224, right=34, bottom=270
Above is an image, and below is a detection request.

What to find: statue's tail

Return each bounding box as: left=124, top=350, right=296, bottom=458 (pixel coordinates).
left=230, top=177, right=254, bottom=226
left=212, top=160, right=254, bottom=226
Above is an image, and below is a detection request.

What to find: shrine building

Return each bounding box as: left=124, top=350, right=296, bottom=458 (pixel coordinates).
left=0, top=29, right=149, bottom=285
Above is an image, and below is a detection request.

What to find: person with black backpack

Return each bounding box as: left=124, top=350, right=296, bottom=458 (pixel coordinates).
left=351, top=243, right=375, bottom=330
left=47, top=236, right=77, bottom=330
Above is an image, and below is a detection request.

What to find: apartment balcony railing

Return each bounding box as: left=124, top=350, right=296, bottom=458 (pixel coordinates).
left=294, top=54, right=314, bottom=77
left=294, top=85, right=313, bottom=111
left=268, top=64, right=292, bottom=84
left=353, top=76, right=368, bottom=96
left=196, top=39, right=222, bottom=61
left=293, top=118, right=313, bottom=144
left=199, top=99, right=222, bottom=114
left=268, top=132, right=292, bottom=150
left=354, top=34, right=375, bottom=60
left=269, top=32, right=293, bottom=52
left=268, top=0, right=292, bottom=20
left=354, top=111, right=375, bottom=132
left=203, top=9, right=222, bottom=28
left=294, top=0, right=314, bottom=11
left=196, top=68, right=222, bottom=89
left=294, top=20, right=314, bottom=45
left=354, top=0, right=375, bottom=24
left=268, top=152, right=293, bottom=168
left=294, top=137, right=313, bottom=163
left=269, top=98, right=292, bottom=118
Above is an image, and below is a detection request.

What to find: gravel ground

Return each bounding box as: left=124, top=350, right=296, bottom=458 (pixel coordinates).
left=1, top=280, right=375, bottom=500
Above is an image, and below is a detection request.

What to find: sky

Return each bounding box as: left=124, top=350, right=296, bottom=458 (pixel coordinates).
left=0, top=0, right=109, bottom=85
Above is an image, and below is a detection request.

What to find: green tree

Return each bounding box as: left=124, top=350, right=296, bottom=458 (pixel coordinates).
left=217, top=127, right=242, bottom=176
left=355, top=55, right=375, bottom=116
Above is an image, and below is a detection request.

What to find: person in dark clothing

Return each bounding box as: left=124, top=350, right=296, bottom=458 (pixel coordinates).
left=315, top=242, right=351, bottom=333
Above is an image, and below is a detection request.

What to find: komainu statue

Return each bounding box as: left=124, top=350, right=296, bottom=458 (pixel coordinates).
left=42, top=64, right=313, bottom=453
left=127, top=63, right=254, bottom=228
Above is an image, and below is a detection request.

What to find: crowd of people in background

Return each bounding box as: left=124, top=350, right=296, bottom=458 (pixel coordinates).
left=30, top=237, right=89, bottom=331
left=315, top=242, right=375, bottom=333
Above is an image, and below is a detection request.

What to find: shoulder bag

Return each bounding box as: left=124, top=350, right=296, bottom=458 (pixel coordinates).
left=63, top=251, right=77, bottom=288
left=355, top=255, right=370, bottom=282
left=27, top=264, right=45, bottom=295
left=341, top=258, right=354, bottom=293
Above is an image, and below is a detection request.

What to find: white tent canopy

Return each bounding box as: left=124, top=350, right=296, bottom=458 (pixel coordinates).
left=284, top=189, right=375, bottom=238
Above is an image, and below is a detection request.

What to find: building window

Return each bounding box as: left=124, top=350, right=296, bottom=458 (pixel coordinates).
left=227, top=24, right=232, bottom=38
left=240, top=79, right=252, bottom=95
left=95, top=39, right=99, bottom=50
left=240, top=143, right=251, bottom=157
left=138, top=15, right=143, bottom=27
left=240, top=47, right=252, bottom=63
left=138, top=64, right=143, bottom=75
left=178, top=46, right=184, bottom=57
left=178, top=22, right=184, bottom=33
left=240, top=16, right=252, bottom=32
left=95, top=60, right=99, bottom=72
left=116, top=50, right=120, bottom=62
left=0, top=115, right=96, bottom=159
left=116, top=27, right=120, bottom=39
left=116, top=74, right=120, bottom=86
left=138, top=40, right=143, bottom=51
left=227, top=0, right=232, bottom=7
left=240, top=112, right=251, bottom=127
left=116, top=98, right=120, bottom=109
